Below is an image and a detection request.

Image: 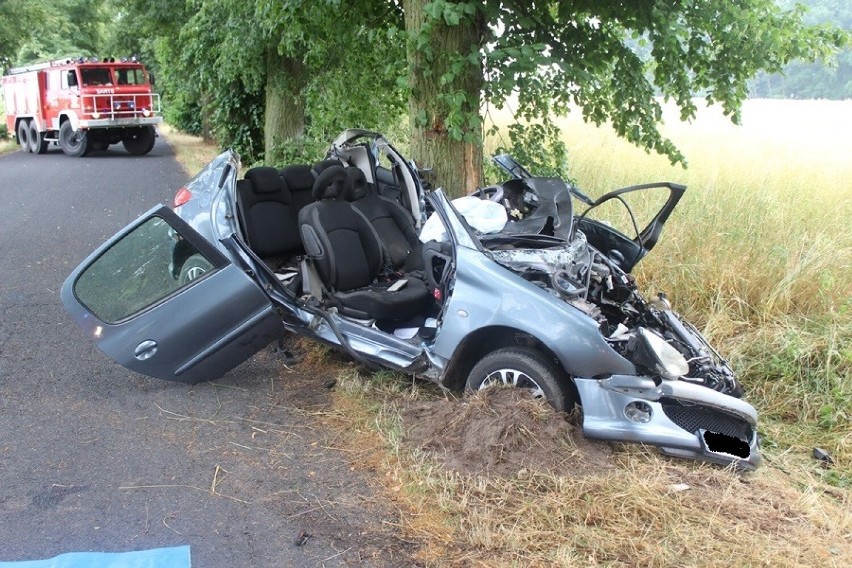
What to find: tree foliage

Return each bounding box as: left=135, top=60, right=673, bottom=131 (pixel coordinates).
left=4, top=0, right=845, bottom=194
left=750, top=0, right=852, bottom=99
left=405, top=0, right=848, bottom=189
left=163, top=0, right=407, bottom=164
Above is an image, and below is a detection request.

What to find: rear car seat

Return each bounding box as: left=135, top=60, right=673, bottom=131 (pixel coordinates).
left=235, top=166, right=302, bottom=268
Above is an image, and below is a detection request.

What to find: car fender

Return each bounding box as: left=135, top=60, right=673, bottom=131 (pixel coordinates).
left=432, top=246, right=635, bottom=382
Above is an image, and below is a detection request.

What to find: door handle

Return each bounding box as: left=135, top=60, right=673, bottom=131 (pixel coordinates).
left=134, top=340, right=158, bottom=361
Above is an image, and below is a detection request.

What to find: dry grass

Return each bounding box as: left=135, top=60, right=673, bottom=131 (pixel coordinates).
left=328, top=369, right=852, bottom=567
left=0, top=99, right=20, bottom=155
left=158, top=123, right=222, bottom=176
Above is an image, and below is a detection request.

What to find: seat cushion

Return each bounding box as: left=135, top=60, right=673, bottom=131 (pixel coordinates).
left=334, top=278, right=432, bottom=320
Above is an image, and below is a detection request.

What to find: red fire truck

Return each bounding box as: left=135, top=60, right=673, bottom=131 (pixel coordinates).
left=2, top=57, right=162, bottom=157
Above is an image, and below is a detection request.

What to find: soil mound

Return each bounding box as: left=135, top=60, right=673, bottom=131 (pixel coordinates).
left=402, top=388, right=613, bottom=477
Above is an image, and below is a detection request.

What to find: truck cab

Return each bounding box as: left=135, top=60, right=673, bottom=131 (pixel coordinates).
left=2, top=57, right=162, bottom=157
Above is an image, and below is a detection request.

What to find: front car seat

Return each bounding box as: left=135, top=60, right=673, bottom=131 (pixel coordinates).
left=344, top=168, right=422, bottom=271
left=298, top=166, right=431, bottom=320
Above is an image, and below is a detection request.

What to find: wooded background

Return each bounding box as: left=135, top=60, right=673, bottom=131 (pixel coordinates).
left=1, top=0, right=848, bottom=193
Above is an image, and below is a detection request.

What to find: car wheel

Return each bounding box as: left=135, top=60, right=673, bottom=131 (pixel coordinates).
left=122, top=126, right=156, bottom=155
left=28, top=121, right=48, bottom=154
left=17, top=120, right=30, bottom=152
left=59, top=121, right=90, bottom=157
left=466, top=347, right=576, bottom=412
left=178, top=254, right=214, bottom=286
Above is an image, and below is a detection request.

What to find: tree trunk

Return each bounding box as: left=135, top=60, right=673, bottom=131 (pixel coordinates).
left=200, top=91, right=213, bottom=142
left=404, top=0, right=484, bottom=197
left=264, top=48, right=306, bottom=160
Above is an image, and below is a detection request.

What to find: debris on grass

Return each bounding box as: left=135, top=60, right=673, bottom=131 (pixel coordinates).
left=403, top=388, right=612, bottom=477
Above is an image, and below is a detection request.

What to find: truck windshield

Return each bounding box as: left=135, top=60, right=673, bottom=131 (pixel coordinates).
left=116, top=68, right=146, bottom=85
left=81, top=68, right=113, bottom=86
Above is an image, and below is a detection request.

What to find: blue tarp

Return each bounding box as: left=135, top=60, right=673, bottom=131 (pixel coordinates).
left=0, top=546, right=190, bottom=568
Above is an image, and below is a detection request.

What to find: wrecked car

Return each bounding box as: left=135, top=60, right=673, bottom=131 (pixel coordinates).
left=61, top=129, right=761, bottom=470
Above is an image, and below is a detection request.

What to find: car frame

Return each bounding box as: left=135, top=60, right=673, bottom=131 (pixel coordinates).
left=61, top=129, right=761, bottom=470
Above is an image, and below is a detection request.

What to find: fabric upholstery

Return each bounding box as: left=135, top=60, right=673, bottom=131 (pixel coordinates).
left=236, top=168, right=301, bottom=259
left=344, top=167, right=421, bottom=270
left=279, top=165, right=316, bottom=214
left=335, top=278, right=431, bottom=320
left=312, top=165, right=348, bottom=200
left=312, top=158, right=344, bottom=177
left=298, top=168, right=431, bottom=320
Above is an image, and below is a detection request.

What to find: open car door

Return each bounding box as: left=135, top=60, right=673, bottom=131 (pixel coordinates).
left=574, top=182, right=686, bottom=273
left=61, top=206, right=284, bottom=383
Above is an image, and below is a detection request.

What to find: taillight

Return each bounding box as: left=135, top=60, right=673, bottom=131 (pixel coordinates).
left=173, top=187, right=192, bottom=208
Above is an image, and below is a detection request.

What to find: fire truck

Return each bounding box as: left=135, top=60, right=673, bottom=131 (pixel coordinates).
left=2, top=57, right=162, bottom=157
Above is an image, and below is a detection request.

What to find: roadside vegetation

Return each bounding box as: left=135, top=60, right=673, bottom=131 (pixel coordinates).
left=0, top=99, right=16, bottom=155
left=160, top=98, right=852, bottom=565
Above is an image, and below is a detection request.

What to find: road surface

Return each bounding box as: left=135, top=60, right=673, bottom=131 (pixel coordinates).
left=0, top=139, right=414, bottom=566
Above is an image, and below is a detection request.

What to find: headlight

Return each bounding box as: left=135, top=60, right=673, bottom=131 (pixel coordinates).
left=636, top=327, right=690, bottom=379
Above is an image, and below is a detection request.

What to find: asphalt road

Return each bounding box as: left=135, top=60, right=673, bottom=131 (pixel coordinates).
left=0, top=139, right=413, bottom=566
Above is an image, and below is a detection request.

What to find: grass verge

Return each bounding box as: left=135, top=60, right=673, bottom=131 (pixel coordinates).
left=0, top=100, right=19, bottom=156
left=158, top=123, right=221, bottom=176
left=324, top=369, right=852, bottom=566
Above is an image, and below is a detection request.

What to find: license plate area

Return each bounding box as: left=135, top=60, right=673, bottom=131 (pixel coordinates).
left=701, top=429, right=750, bottom=459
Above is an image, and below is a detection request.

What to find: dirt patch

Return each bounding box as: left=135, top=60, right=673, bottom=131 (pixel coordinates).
left=402, top=388, right=614, bottom=477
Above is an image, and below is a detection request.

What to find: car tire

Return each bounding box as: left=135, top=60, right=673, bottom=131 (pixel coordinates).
left=465, top=347, right=576, bottom=412
left=178, top=253, right=214, bottom=286
left=59, top=121, right=90, bottom=157
left=28, top=121, right=48, bottom=154
left=17, top=120, right=30, bottom=152
left=122, top=126, right=156, bottom=155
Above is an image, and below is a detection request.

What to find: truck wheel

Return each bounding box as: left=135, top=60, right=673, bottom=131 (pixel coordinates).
left=465, top=347, right=577, bottom=412
left=122, top=126, right=156, bottom=155
left=59, top=121, right=90, bottom=157
left=17, top=121, right=30, bottom=152
left=28, top=122, right=48, bottom=154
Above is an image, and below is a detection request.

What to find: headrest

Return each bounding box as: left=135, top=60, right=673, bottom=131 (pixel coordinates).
left=312, top=158, right=343, bottom=178
left=280, top=164, right=314, bottom=191
left=312, top=165, right=348, bottom=200
left=244, top=166, right=284, bottom=195
left=344, top=168, right=370, bottom=201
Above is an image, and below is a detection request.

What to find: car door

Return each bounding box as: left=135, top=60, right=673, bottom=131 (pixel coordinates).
left=574, top=181, right=686, bottom=272
left=61, top=205, right=285, bottom=384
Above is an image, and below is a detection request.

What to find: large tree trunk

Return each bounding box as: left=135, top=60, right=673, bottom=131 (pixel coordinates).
left=264, top=48, right=306, bottom=160
left=404, top=0, right=484, bottom=197
left=200, top=91, right=213, bottom=142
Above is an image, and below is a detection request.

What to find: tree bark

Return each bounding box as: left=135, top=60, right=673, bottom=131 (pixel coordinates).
left=264, top=48, right=306, bottom=159
left=404, top=0, right=484, bottom=197
left=200, top=91, right=213, bottom=142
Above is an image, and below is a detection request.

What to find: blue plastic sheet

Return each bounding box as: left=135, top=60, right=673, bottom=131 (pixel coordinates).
left=0, top=546, right=190, bottom=568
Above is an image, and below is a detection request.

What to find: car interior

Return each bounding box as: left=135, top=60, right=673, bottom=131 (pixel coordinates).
left=232, top=154, right=444, bottom=340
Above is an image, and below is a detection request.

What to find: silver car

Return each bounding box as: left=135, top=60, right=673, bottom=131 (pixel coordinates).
left=61, top=129, right=761, bottom=470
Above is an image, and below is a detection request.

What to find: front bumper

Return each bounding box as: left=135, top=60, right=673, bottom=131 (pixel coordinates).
left=80, top=116, right=163, bottom=128
left=575, top=375, right=762, bottom=470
